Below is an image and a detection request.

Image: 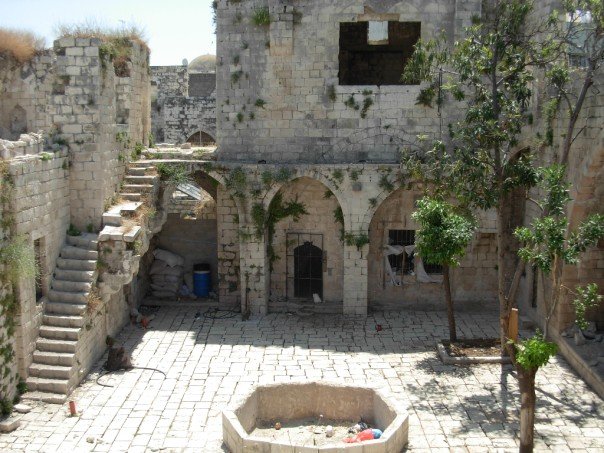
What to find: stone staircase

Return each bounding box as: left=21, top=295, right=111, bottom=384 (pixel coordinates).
left=119, top=165, right=157, bottom=203
left=23, top=163, right=159, bottom=403
left=24, top=233, right=98, bottom=403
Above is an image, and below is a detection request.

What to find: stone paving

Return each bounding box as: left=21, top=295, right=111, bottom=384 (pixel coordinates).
left=1, top=306, right=603, bottom=452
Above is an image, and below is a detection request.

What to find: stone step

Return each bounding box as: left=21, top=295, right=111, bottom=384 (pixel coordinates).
left=125, top=175, right=156, bottom=184
left=120, top=192, right=142, bottom=201
left=128, top=167, right=151, bottom=176
left=130, top=160, right=153, bottom=168
left=25, top=377, right=70, bottom=395
left=52, top=279, right=92, bottom=293
left=36, top=338, right=77, bottom=353
left=48, top=290, right=88, bottom=304
left=21, top=391, right=67, bottom=404
left=61, top=246, right=98, bottom=261
left=29, top=363, right=73, bottom=380
left=54, top=269, right=96, bottom=283
left=66, top=234, right=99, bottom=250
left=122, top=184, right=154, bottom=194
left=39, top=326, right=81, bottom=341
left=45, top=302, right=87, bottom=316
left=33, top=351, right=75, bottom=367
left=43, top=314, right=85, bottom=328
left=56, top=258, right=97, bottom=271
left=102, top=212, right=123, bottom=226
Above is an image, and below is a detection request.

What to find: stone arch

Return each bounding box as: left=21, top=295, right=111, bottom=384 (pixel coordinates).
left=185, top=128, right=216, bottom=146
left=152, top=162, right=242, bottom=308
left=262, top=169, right=351, bottom=232
left=360, top=186, right=397, bottom=232
left=265, top=175, right=346, bottom=310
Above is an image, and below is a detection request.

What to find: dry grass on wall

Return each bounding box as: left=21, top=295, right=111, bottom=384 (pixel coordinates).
left=0, top=28, right=44, bottom=64
left=55, top=21, right=149, bottom=52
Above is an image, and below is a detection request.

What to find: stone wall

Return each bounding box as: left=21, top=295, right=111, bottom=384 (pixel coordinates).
left=368, top=188, right=498, bottom=310
left=150, top=66, right=216, bottom=145
left=0, top=53, right=53, bottom=140
left=6, top=148, right=71, bottom=375
left=215, top=0, right=480, bottom=163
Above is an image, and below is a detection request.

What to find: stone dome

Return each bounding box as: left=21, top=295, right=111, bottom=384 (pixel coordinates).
left=188, top=54, right=216, bottom=73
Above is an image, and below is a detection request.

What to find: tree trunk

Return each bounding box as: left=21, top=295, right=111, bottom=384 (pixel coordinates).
left=517, top=366, right=537, bottom=453
left=496, top=202, right=509, bottom=350
left=443, top=265, right=457, bottom=342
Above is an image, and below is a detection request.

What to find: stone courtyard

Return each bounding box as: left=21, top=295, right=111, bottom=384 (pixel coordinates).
left=1, top=306, right=602, bottom=452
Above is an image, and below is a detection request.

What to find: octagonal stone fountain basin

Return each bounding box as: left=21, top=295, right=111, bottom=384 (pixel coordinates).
left=222, top=381, right=409, bottom=453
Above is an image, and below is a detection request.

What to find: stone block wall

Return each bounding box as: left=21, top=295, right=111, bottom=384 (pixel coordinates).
left=150, top=66, right=216, bottom=145
left=7, top=149, right=70, bottom=376
left=215, top=0, right=478, bottom=163
left=0, top=53, right=53, bottom=140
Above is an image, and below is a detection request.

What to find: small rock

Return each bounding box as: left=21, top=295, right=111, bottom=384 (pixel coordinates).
left=0, top=417, right=21, bottom=433
left=13, top=403, right=31, bottom=414
left=574, top=331, right=586, bottom=346
left=86, top=436, right=95, bottom=443
left=180, top=143, right=191, bottom=149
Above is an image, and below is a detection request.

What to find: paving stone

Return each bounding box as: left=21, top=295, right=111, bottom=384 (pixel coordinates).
left=2, top=307, right=603, bottom=452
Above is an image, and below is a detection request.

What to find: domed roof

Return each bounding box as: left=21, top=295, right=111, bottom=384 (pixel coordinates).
left=188, top=54, right=216, bottom=73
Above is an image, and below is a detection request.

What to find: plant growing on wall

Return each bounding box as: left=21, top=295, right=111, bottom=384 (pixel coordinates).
left=251, top=7, right=271, bottom=26
left=155, top=162, right=191, bottom=186
left=252, top=193, right=307, bottom=269
left=412, top=197, right=476, bottom=342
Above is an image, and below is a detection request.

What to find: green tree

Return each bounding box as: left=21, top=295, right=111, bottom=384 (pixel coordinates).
left=412, top=197, right=476, bottom=342
left=402, top=0, right=603, bottom=349
left=402, top=0, right=555, bottom=348
left=514, top=165, right=604, bottom=338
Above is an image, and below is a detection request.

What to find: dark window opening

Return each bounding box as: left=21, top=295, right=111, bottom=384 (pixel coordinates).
left=34, top=238, right=44, bottom=302
left=339, top=21, right=420, bottom=85
left=388, top=229, right=442, bottom=275
left=187, top=131, right=216, bottom=146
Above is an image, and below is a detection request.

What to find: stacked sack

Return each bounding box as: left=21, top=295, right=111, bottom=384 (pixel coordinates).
left=149, top=249, right=185, bottom=298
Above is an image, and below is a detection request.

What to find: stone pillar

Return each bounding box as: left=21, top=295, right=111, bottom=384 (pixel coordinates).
left=343, top=241, right=369, bottom=316
left=239, top=239, right=269, bottom=316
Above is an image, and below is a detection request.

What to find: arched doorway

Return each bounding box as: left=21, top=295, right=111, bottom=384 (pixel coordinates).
left=268, top=177, right=344, bottom=312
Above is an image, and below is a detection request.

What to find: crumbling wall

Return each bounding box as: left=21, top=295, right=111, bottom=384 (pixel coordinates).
left=216, top=186, right=240, bottom=307
left=215, top=0, right=477, bottom=163
left=0, top=53, right=53, bottom=140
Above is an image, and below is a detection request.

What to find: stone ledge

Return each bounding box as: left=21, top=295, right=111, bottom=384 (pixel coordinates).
left=437, top=342, right=512, bottom=365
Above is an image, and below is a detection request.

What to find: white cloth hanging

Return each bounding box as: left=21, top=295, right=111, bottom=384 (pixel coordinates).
left=382, top=243, right=438, bottom=286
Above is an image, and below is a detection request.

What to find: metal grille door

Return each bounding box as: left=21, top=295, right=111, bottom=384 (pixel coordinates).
left=286, top=233, right=323, bottom=300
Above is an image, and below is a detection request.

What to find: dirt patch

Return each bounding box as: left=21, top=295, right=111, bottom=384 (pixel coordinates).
left=443, top=338, right=502, bottom=358
left=251, top=418, right=365, bottom=447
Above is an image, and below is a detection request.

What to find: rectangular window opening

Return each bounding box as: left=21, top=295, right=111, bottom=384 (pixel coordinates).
left=339, top=21, right=421, bottom=86
left=34, top=238, right=46, bottom=302
left=388, top=229, right=443, bottom=275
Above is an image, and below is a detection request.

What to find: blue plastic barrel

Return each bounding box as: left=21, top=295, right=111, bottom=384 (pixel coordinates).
left=194, top=270, right=211, bottom=297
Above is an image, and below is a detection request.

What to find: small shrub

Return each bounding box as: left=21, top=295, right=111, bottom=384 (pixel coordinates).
left=86, top=223, right=94, bottom=233
left=0, top=398, right=13, bottom=417
left=252, top=7, right=271, bottom=26
left=16, top=379, right=27, bottom=395
left=231, top=70, right=243, bottom=84
left=255, top=99, right=267, bottom=109
left=67, top=224, right=81, bottom=236
left=39, top=152, right=54, bottom=161
left=155, top=162, right=191, bottom=186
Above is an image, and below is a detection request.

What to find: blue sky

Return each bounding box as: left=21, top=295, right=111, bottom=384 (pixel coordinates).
left=1, top=0, right=216, bottom=65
